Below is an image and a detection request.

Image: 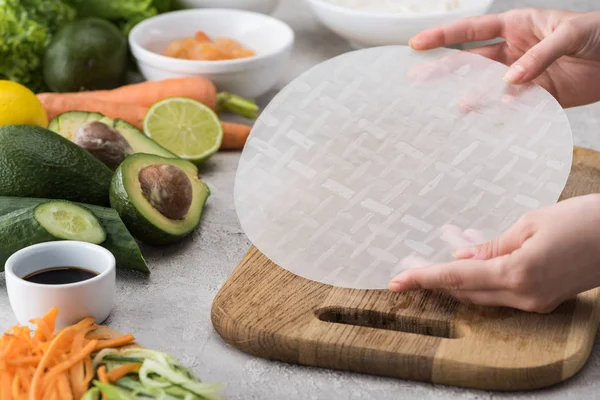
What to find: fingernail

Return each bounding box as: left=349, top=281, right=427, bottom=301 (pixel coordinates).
left=409, top=37, right=423, bottom=49
left=453, top=247, right=475, bottom=259
left=388, top=282, right=402, bottom=292
left=503, top=64, right=525, bottom=83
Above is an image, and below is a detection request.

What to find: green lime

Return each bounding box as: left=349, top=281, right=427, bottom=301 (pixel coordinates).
left=143, top=97, right=223, bottom=163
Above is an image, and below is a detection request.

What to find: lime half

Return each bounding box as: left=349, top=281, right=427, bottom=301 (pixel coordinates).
left=143, top=97, right=223, bottom=163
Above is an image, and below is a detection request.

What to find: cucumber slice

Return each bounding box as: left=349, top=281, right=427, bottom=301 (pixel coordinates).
left=34, top=201, right=106, bottom=244
left=0, top=201, right=107, bottom=268
left=0, top=197, right=149, bottom=274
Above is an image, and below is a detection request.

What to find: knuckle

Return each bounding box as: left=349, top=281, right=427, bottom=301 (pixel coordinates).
left=439, top=271, right=464, bottom=291
left=480, top=241, right=496, bottom=259
left=516, top=212, right=537, bottom=234
left=502, top=262, right=530, bottom=291
left=464, top=26, right=478, bottom=42
left=504, top=8, right=530, bottom=19
left=561, top=19, right=581, bottom=39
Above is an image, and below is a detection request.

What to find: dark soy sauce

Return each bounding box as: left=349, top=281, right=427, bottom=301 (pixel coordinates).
left=23, top=266, right=98, bottom=285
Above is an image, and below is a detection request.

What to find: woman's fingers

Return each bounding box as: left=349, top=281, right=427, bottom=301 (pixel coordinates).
left=453, top=216, right=535, bottom=260
left=410, top=14, right=504, bottom=50
left=388, top=258, right=506, bottom=292
left=504, top=24, right=582, bottom=84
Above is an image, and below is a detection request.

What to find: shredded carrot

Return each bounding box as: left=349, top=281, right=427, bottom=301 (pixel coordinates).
left=56, top=373, right=72, bottom=400
left=44, top=340, right=97, bottom=382
left=68, top=332, right=85, bottom=400
left=82, top=356, right=94, bottom=390
left=0, top=308, right=136, bottom=400
left=97, top=366, right=108, bottom=384
left=106, top=364, right=141, bottom=383
left=85, top=333, right=112, bottom=340
left=2, top=371, right=13, bottom=400
left=93, top=334, right=136, bottom=351
left=31, top=326, right=76, bottom=400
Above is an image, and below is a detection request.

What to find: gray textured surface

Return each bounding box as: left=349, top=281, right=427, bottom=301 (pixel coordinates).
left=2, top=0, right=600, bottom=399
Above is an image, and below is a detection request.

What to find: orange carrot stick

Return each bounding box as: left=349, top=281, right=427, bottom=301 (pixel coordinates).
left=68, top=333, right=85, bottom=400
left=37, top=95, right=148, bottom=130
left=106, top=364, right=141, bottom=383
left=57, top=373, right=72, bottom=400
left=220, top=122, right=252, bottom=150
left=1, top=371, right=12, bottom=400
left=93, top=334, right=136, bottom=352
left=97, top=366, right=109, bottom=384
left=30, top=327, right=76, bottom=400
left=37, top=77, right=217, bottom=111
left=44, top=340, right=97, bottom=382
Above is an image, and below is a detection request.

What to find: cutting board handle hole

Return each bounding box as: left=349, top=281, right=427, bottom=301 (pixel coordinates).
left=316, top=307, right=461, bottom=339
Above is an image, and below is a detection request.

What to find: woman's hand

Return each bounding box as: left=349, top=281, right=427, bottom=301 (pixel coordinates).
left=389, top=194, right=600, bottom=313
left=409, top=9, right=600, bottom=108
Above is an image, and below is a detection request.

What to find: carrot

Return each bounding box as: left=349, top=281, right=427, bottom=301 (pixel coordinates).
left=82, top=357, right=94, bottom=393
left=93, top=334, right=135, bottom=352
left=220, top=122, right=252, bottom=150
left=56, top=373, right=72, bottom=400
left=44, top=340, right=97, bottom=382
left=38, top=77, right=217, bottom=111
left=30, top=327, right=76, bottom=400
left=37, top=95, right=148, bottom=130
left=2, top=371, right=13, bottom=400
left=105, top=364, right=140, bottom=383
left=97, top=366, right=108, bottom=384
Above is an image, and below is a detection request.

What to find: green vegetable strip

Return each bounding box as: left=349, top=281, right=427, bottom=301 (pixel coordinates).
left=216, top=92, right=260, bottom=120
left=94, top=348, right=225, bottom=400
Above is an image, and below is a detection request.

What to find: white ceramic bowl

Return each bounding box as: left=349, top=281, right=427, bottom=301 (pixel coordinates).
left=175, top=0, right=280, bottom=15
left=129, top=9, right=294, bottom=98
left=5, top=241, right=116, bottom=328
left=306, top=0, right=495, bottom=48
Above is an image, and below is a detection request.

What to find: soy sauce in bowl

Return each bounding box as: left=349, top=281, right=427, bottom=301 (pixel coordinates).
left=23, top=266, right=98, bottom=285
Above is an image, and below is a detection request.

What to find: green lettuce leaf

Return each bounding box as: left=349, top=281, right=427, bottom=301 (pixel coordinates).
left=0, top=0, right=76, bottom=92
left=68, top=0, right=173, bottom=35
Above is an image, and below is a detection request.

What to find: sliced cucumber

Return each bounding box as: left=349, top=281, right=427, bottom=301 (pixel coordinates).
left=34, top=201, right=106, bottom=244
left=0, top=197, right=149, bottom=274
left=0, top=201, right=106, bottom=268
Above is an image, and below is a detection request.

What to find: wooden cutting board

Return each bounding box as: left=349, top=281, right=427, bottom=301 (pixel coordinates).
left=211, top=146, right=600, bottom=391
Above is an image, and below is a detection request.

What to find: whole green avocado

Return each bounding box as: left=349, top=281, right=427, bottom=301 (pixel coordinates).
left=0, top=125, right=113, bottom=206
left=43, top=18, right=127, bottom=92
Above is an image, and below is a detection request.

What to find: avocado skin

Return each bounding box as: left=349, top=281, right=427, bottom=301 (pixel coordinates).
left=109, top=154, right=210, bottom=246
left=0, top=125, right=113, bottom=206
left=43, top=18, right=127, bottom=92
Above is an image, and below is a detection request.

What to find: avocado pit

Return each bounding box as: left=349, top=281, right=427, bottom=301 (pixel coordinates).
left=74, top=121, right=133, bottom=169
left=138, top=164, right=193, bottom=220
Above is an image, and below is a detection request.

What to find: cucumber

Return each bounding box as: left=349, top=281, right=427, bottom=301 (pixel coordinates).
left=34, top=201, right=106, bottom=243
left=0, top=201, right=106, bottom=269
left=0, top=197, right=149, bottom=274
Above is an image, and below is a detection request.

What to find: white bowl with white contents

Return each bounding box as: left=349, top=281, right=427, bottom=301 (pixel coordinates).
left=175, top=0, right=281, bottom=15
left=307, top=0, right=495, bottom=48
left=129, top=9, right=294, bottom=98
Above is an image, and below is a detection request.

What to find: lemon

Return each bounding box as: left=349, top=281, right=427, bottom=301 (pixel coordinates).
left=143, top=97, right=223, bottom=164
left=0, top=80, right=48, bottom=128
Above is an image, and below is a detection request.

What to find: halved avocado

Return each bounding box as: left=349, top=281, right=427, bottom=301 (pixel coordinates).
left=48, top=111, right=177, bottom=169
left=109, top=153, right=210, bottom=245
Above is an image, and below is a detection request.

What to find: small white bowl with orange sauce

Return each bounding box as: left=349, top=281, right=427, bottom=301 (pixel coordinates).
left=129, top=9, right=294, bottom=98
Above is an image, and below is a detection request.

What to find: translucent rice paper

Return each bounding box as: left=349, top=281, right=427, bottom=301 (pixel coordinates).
left=234, top=46, right=573, bottom=289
